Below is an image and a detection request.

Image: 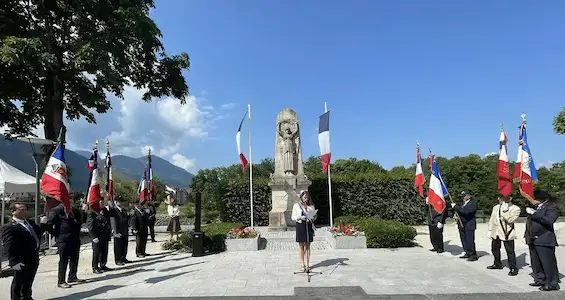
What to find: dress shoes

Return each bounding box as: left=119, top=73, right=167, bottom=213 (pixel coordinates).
left=529, top=282, right=544, bottom=287
left=466, top=256, right=478, bottom=262
left=459, top=254, right=470, bottom=259
left=486, top=264, right=503, bottom=270
left=57, top=282, right=71, bottom=288
left=68, top=278, right=86, bottom=284
left=539, top=285, right=560, bottom=291
left=100, top=266, right=113, bottom=272
left=93, top=268, right=103, bottom=274
left=508, top=269, right=518, bottom=276
left=436, top=249, right=444, bottom=253
left=429, top=248, right=437, bottom=252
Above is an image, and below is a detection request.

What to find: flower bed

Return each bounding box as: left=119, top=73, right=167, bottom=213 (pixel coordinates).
left=225, top=227, right=260, bottom=251
left=325, top=224, right=366, bottom=249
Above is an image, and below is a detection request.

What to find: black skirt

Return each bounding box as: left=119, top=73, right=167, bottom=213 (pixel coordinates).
left=166, top=216, right=181, bottom=233
left=295, top=220, right=314, bottom=243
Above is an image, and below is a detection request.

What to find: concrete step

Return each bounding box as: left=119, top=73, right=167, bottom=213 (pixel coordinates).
left=260, top=239, right=329, bottom=251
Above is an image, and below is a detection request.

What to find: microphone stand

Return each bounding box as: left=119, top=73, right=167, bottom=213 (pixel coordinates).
left=293, top=214, right=322, bottom=282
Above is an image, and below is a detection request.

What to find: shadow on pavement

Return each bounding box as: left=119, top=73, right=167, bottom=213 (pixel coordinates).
left=443, top=240, right=489, bottom=258
left=85, top=268, right=154, bottom=284
left=158, top=261, right=206, bottom=272
left=145, top=270, right=196, bottom=284
left=47, top=284, right=123, bottom=300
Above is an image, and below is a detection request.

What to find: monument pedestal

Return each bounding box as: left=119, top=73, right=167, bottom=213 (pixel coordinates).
left=268, top=175, right=311, bottom=231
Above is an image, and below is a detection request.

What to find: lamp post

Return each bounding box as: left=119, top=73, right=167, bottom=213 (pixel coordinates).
left=17, top=136, right=54, bottom=224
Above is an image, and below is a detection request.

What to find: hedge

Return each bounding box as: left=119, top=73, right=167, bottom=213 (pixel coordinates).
left=335, top=216, right=417, bottom=248
left=220, top=176, right=426, bottom=226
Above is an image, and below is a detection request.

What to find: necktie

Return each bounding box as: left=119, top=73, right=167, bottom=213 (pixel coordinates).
left=24, top=221, right=39, bottom=245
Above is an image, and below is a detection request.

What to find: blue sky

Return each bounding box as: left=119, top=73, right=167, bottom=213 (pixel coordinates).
left=23, top=1, right=565, bottom=173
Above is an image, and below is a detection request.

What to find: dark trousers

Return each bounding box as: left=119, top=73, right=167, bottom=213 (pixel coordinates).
left=91, top=239, right=109, bottom=269
left=11, top=256, right=39, bottom=300
left=114, top=236, right=128, bottom=263
left=428, top=225, right=444, bottom=251
left=491, top=238, right=516, bottom=268
left=148, top=221, right=156, bottom=241
left=135, top=231, right=148, bottom=255
left=529, top=245, right=560, bottom=287
left=458, top=227, right=476, bottom=257
left=57, top=242, right=79, bottom=283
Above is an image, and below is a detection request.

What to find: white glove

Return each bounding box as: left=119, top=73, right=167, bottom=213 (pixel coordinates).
left=93, top=238, right=99, bottom=243
left=450, top=203, right=456, bottom=208
left=501, top=203, right=509, bottom=212
left=526, top=207, right=536, bottom=215
left=300, top=215, right=307, bottom=221
left=40, top=216, right=48, bottom=224
left=487, top=231, right=491, bottom=239
left=436, top=223, right=443, bottom=229
left=425, top=197, right=429, bottom=204
left=115, top=233, right=122, bottom=238
left=132, top=230, right=138, bottom=234
left=11, top=262, right=24, bottom=271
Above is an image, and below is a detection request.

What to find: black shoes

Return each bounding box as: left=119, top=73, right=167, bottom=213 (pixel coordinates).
left=100, top=266, right=113, bottom=272
left=539, top=285, right=560, bottom=291
left=466, top=256, right=478, bottom=261
left=429, top=248, right=437, bottom=252
left=487, top=264, right=503, bottom=270
left=529, top=282, right=544, bottom=287
left=508, top=269, right=518, bottom=276
left=436, top=249, right=444, bottom=253
left=459, top=254, right=470, bottom=259
left=57, top=282, right=71, bottom=288
left=93, top=268, right=103, bottom=274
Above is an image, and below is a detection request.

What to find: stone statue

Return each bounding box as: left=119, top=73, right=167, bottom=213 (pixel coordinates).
left=268, top=108, right=311, bottom=230
left=278, top=119, right=298, bottom=175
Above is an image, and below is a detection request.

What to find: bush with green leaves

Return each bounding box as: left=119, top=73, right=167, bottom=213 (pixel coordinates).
left=202, top=222, right=243, bottom=253
left=221, top=176, right=426, bottom=226
left=335, top=216, right=417, bottom=248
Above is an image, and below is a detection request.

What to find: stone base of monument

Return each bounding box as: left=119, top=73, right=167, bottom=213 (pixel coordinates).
left=267, top=211, right=296, bottom=232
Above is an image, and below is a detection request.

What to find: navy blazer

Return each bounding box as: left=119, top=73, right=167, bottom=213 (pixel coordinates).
left=524, top=201, right=560, bottom=247
left=453, top=199, right=478, bottom=230
left=1, top=220, right=44, bottom=266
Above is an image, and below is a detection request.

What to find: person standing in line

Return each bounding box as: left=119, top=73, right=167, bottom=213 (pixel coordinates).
left=451, top=190, right=478, bottom=261
left=291, top=190, right=317, bottom=272
left=132, top=200, right=150, bottom=257
left=426, top=196, right=448, bottom=253
left=146, top=201, right=157, bottom=242
left=86, top=201, right=112, bottom=274
left=110, top=198, right=131, bottom=265
left=524, top=190, right=561, bottom=291
left=45, top=201, right=86, bottom=288
left=486, top=195, right=521, bottom=276
left=1, top=203, right=47, bottom=300
left=166, top=195, right=181, bottom=240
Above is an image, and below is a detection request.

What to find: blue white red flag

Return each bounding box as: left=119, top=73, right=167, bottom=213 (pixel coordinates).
left=86, top=149, right=102, bottom=212
left=497, top=126, right=512, bottom=197
left=414, top=143, right=425, bottom=198
left=138, top=168, right=149, bottom=202
left=427, top=154, right=448, bottom=213
left=236, top=110, right=249, bottom=171
left=513, top=117, right=537, bottom=201
left=40, top=143, right=71, bottom=215
left=318, top=111, right=331, bottom=173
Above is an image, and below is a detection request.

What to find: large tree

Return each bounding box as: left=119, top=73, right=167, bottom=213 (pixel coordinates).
left=0, top=0, right=189, bottom=141
left=553, top=107, right=565, bottom=135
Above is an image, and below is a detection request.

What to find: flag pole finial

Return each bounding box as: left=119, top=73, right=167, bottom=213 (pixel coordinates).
left=106, top=138, right=110, bottom=152
left=500, top=122, right=504, bottom=131
left=521, top=113, right=527, bottom=123
left=416, top=140, right=419, bottom=147
left=94, top=140, right=99, bottom=151
left=148, top=148, right=151, bottom=156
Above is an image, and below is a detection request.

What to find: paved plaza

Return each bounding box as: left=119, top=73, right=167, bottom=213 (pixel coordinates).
left=0, top=222, right=563, bottom=299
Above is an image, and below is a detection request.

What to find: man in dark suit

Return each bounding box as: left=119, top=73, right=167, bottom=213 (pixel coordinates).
left=426, top=197, right=448, bottom=253
left=45, top=202, right=85, bottom=288
left=132, top=200, right=150, bottom=257
left=451, top=190, right=478, bottom=261
left=86, top=202, right=112, bottom=274
left=525, top=190, right=561, bottom=291
left=110, top=198, right=132, bottom=265
left=146, top=202, right=157, bottom=242
left=1, top=202, right=46, bottom=300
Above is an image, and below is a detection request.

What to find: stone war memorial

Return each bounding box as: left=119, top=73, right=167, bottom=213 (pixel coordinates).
left=268, top=107, right=311, bottom=231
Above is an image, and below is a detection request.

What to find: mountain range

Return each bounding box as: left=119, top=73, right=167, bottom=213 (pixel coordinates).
left=0, top=135, right=194, bottom=191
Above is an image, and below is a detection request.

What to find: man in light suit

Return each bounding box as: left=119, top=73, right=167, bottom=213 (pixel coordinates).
left=451, top=190, right=478, bottom=261
left=487, top=195, right=521, bottom=276
left=524, top=190, right=561, bottom=291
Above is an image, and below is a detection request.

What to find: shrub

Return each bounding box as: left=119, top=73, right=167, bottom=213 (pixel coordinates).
left=226, top=227, right=259, bottom=239
left=202, top=222, right=243, bottom=252
left=335, top=216, right=417, bottom=248
left=221, top=176, right=426, bottom=226
left=161, top=239, right=183, bottom=251
left=178, top=231, right=193, bottom=250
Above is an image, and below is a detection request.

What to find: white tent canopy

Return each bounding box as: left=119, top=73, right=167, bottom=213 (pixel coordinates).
left=0, top=158, right=36, bottom=195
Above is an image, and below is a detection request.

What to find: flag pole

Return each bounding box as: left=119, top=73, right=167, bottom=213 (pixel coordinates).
left=325, top=102, right=334, bottom=228
left=248, top=104, right=254, bottom=228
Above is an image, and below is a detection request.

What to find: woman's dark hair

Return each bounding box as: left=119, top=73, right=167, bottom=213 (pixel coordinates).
left=299, top=190, right=310, bottom=205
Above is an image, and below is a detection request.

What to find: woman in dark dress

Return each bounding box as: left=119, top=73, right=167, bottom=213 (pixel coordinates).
left=291, top=191, right=317, bottom=272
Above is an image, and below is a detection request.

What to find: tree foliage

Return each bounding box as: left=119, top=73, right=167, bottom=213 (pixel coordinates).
left=553, top=107, right=565, bottom=135
left=111, top=173, right=166, bottom=207
left=191, top=154, right=565, bottom=225
left=0, top=0, right=190, bottom=140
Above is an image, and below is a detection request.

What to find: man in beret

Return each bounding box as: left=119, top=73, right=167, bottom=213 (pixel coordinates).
left=524, top=190, right=561, bottom=291
left=487, top=195, right=521, bottom=276
left=451, top=190, right=478, bottom=261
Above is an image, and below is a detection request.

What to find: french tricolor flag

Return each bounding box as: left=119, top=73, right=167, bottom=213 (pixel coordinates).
left=138, top=168, right=149, bottom=202
left=427, top=155, right=448, bottom=213
left=414, top=143, right=425, bottom=198
left=513, top=117, right=537, bottom=201
left=40, top=142, right=71, bottom=215
left=497, top=126, right=512, bottom=197
left=318, top=111, right=331, bottom=173
left=236, top=110, right=249, bottom=172
left=86, top=149, right=102, bottom=212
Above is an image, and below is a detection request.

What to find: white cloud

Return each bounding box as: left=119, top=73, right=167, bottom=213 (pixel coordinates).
left=220, top=102, right=237, bottom=110
left=537, top=161, right=556, bottom=169
left=484, top=152, right=497, bottom=157
left=171, top=153, right=196, bottom=172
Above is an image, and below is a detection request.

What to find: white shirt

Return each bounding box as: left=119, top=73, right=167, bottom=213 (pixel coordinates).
left=168, top=205, right=180, bottom=217
left=291, top=203, right=316, bottom=222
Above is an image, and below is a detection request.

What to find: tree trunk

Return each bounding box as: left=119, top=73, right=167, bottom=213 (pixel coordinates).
left=43, top=74, right=65, bottom=161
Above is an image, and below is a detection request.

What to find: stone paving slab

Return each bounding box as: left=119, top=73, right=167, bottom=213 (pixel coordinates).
left=0, top=223, right=562, bottom=299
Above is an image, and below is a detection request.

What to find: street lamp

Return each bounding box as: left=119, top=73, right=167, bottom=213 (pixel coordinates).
left=16, top=136, right=54, bottom=224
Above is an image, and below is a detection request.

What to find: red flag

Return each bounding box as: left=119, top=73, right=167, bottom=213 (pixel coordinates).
left=138, top=168, right=149, bottom=203
left=414, top=142, right=425, bottom=198
left=497, top=125, right=512, bottom=196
